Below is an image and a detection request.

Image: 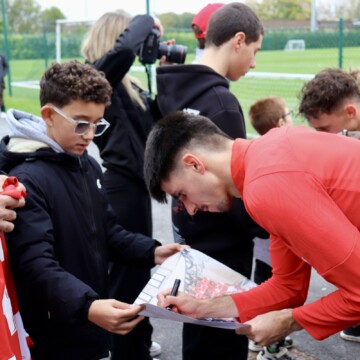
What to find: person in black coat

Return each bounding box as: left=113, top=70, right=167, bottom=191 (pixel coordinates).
left=0, top=60, right=185, bottom=360
left=156, top=3, right=267, bottom=360
left=81, top=12, right=164, bottom=360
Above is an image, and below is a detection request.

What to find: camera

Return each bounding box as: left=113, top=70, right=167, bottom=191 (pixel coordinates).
left=139, top=29, right=187, bottom=65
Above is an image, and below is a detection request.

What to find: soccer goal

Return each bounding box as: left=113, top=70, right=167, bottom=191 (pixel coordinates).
left=284, top=39, right=306, bottom=51
left=55, top=18, right=96, bottom=63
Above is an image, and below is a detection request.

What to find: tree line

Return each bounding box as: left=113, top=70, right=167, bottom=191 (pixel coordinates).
left=1, top=0, right=359, bottom=35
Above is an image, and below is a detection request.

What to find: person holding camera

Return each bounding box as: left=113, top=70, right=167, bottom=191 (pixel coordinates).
left=81, top=11, right=164, bottom=360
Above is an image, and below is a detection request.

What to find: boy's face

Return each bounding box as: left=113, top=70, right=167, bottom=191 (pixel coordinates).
left=42, top=100, right=106, bottom=156
left=228, top=34, right=262, bottom=81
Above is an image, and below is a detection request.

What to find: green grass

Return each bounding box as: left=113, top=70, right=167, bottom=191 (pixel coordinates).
left=4, top=46, right=360, bottom=134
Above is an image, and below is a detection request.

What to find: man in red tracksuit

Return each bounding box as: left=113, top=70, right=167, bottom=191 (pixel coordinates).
left=144, top=111, right=360, bottom=345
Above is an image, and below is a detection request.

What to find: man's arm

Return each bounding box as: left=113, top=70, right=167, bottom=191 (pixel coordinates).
left=245, top=171, right=360, bottom=339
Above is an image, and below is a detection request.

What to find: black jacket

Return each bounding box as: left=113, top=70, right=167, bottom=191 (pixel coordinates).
left=92, top=15, right=160, bottom=183
left=0, top=136, right=159, bottom=360
left=157, top=65, right=267, bottom=276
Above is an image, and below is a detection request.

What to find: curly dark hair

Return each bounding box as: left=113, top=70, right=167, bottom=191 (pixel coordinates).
left=39, top=60, right=112, bottom=107
left=299, top=68, right=360, bottom=120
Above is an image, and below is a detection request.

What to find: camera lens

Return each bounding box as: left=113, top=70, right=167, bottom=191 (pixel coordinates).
left=158, top=44, right=187, bottom=64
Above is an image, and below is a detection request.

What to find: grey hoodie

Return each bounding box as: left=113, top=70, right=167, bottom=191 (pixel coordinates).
left=6, top=108, right=64, bottom=153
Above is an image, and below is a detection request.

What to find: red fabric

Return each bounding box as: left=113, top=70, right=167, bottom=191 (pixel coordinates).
left=192, top=3, right=224, bottom=39
left=230, top=126, right=360, bottom=340
left=2, top=176, right=27, bottom=200
left=0, top=176, right=31, bottom=359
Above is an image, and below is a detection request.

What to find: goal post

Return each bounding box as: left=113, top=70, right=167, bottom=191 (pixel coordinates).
left=55, top=18, right=95, bottom=63
left=284, top=39, right=306, bottom=51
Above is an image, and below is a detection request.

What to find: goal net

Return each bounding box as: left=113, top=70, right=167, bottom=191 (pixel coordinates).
left=284, top=39, right=306, bottom=51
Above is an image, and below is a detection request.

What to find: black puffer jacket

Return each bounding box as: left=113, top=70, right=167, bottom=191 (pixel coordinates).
left=0, top=136, right=159, bottom=360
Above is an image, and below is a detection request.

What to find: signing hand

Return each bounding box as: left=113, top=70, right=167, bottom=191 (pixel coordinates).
left=157, top=288, right=201, bottom=317
left=88, top=299, right=145, bottom=335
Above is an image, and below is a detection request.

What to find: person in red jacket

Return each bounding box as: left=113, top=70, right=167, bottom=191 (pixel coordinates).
left=143, top=110, right=360, bottom=347
left=299, top=67, right=360, bottom=343
left=0, top=175, right=31, bottom=359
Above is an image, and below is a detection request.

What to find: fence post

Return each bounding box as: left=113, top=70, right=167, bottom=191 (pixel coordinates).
left=1, top=0, right=11, bottom=96
left=338, top=17, right=343, bottom=69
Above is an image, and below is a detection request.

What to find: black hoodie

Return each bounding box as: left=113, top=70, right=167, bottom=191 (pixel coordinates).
left=156, top=64, right=267, bottom=277
left=0, top=130, right=159, bottom=359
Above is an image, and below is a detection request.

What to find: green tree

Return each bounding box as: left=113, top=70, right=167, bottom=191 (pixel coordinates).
left=256, top=0, right=311, bottom=20
left=337, top=0, right=360, bottom=21
left=41, top=6, right=65, bottom=23
left=159, top=12, right=194, bottom=31
left=7, top=0, right=41, bottom=33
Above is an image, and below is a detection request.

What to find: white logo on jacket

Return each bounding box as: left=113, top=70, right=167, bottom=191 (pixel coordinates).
left=183, top=108, right=200, bottom=115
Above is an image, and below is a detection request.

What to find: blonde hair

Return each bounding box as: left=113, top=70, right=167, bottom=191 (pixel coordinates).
left=81, top=11, right=146, bottom=110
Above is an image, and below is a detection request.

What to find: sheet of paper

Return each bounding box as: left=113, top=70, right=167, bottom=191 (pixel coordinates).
left=134, top=248, right=257, bottom=331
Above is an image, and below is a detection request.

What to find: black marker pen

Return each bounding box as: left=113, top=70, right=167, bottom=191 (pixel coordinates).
left=166, top=278, right=181, bottom=311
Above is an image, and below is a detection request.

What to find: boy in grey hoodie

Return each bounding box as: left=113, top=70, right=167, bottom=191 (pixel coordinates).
left=0, top=60, right=185, bottom=360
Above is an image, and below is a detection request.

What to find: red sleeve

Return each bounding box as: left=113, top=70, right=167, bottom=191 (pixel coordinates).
left=231, top=234, right=311, bottom=321
left=233, top=171, right=360, bottom=339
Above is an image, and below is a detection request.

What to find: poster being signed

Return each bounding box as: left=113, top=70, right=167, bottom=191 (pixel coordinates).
left=134, top=248, right=256, bottom=331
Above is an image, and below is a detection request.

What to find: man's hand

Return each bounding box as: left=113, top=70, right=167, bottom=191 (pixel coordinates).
left=157, top=289, right=238, bottom=319
left=88, top=299, right=145, bottom=335
left=0, top=175, right=26, bottom=232
left=240, top=309, right=302, bottom=345
left=154, top=243, right=189, bottom=265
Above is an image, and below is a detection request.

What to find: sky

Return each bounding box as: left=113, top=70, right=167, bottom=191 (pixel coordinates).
left=35, top=0, right=332, bottom=23
left=36, top=0, right=238, bottom=21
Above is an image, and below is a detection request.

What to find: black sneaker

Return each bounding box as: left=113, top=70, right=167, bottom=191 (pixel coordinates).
left=340, top=324, right=360, bottom=342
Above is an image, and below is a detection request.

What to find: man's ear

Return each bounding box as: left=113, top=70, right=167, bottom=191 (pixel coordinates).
left=344, top=103, right=357, bottom=118
left=182, top=153, right=206, bottom=174
left=40, top=105, right=54, bottom=127
left=234, top=32, right=246, bottom=49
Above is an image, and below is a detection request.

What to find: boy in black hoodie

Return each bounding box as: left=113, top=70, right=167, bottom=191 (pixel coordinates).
left=156, top=3, right=267, bottom=360
left=0, top=60, right=185, bottom=360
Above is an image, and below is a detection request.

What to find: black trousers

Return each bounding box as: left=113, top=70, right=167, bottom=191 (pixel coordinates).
left=104, top=170, right=153, bottom=360
left=254, top=259, right=272, bottom=285
left=183, top=325, right=249, bottom=360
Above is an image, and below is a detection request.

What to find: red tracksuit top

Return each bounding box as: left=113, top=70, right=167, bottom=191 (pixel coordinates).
left=230, top=126, right=360, bottom=340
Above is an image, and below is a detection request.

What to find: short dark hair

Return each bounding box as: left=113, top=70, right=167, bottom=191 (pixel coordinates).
left=40, top=60, right=112, bottom=107
left=206, top=2, right=264, bottom=47
left=144, top=111, right=230, bottom=203
left=299, top=68, right=360, bottom=120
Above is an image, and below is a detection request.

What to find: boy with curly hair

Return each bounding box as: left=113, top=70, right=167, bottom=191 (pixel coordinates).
left=0, top=60, right=184, bottom=360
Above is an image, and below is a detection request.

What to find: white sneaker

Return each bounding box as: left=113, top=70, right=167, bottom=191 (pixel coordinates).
left=249, top=340, right=263, bottom=352
left=150, top=341, right=162, bottom=357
